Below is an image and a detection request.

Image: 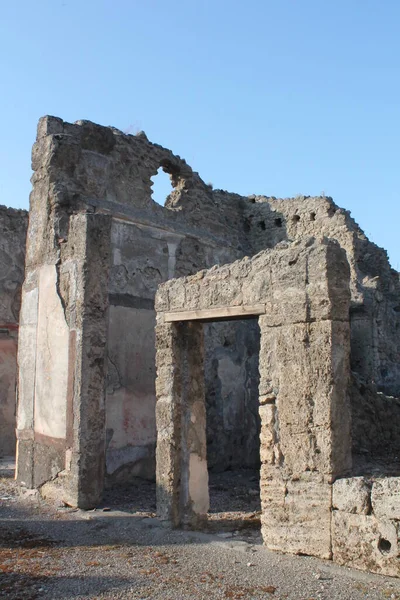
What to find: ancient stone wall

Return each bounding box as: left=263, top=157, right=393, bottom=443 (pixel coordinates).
left=15, top=115, right=400, bottom=528
left=332, top=475, right=400, bottom=576
left=350, top=374, right=400, bottom=470
left=0, top=206, right=28, bottom=457
left=17, top=116, right=257, bottom=505
left=244, top=195, right=400, bottom=396
left=155, top=236, right=400, bottom=576
left=155, top=239, right=352, bottom=547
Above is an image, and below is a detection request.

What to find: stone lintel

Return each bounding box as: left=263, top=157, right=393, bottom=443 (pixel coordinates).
left=164, top=304, right=265, bottom=323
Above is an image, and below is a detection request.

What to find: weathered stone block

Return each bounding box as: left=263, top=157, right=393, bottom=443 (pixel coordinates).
left=332, top=512, right=399, bottom=577
left=36, top=115, right=64, bottom=139
left=372, top=478, right=400, bottom=520
left=332, top=477, right=371, bottom=514
left=261, top=469, right=332, bottom=559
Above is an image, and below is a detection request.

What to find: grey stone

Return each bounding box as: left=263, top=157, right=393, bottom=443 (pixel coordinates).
left=372, top=478, right=400, bottom=520
left=332, top=477, right=371, bottom=514
left=5, top=115, right=400, bottom=579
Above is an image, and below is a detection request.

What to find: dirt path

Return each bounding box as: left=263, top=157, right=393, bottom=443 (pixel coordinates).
left=1, top=471, right=400, bottom=600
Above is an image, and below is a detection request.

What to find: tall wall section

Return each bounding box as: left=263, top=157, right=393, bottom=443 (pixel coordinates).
left=243, top=195, right=400, bottom=396
left=16, top=114, right=399, bottom=505
left=0, top=206, right=28, bottom=457
left=17, top=116, right=260, bottom=504
left=243, top=195, right=400, bottom=469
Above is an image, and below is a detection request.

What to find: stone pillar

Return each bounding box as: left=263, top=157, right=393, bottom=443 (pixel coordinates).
left=62, top=213, right=111, bottom=508
left=155, top=321, right=209, bottom=527
left=258, top=241, right=352, bottom=559
left=16, top=213, right=111, bottom=508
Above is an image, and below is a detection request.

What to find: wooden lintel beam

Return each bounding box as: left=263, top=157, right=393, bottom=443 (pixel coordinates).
left=164, top=304, right=266, bottom=323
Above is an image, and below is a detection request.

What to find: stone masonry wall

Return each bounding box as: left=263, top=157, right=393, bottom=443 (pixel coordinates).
left=0, top=205, right=28, bottom=457
left=155, top=238, right=352, bottom=552
left=350, top=373, right=400, bottom=470
left=15, top=115, right=399, bottom=518
left=332, top=475, right=400, bottom=576
left=17, top=116, right=258, bottom=504
left=244, top=195, right=400, bottom=396
left=155, top=237, right=400, bottom=576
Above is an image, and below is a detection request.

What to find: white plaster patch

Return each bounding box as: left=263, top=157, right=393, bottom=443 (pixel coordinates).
left=113, top=247, right=122, bottom=266
left=167, top=241, right=178, bottom=279
left=17, top=297, right=39, bottom=432
left=20, top=286, right=39, bottom=326
left=189, top=453, right=209, bottom=515
left=33, top=265, right=69, bottom=439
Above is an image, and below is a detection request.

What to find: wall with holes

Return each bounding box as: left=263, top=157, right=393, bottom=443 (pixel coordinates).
left=14, top=115, right=400, bottom=512
left=332, top=475, right=400, bottom=576
left=244, top=195, right=400, bottom=398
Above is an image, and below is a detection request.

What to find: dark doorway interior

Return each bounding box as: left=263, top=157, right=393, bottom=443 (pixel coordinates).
left=204, top=319, right=261, bottom=535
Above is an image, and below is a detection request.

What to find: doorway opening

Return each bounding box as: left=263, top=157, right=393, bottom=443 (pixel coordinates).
left=204, top=318, right=261, bottom=539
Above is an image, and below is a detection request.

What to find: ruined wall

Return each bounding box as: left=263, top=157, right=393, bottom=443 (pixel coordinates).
left=244, top=195, right=400, bottom=396
left=16, top=114, right=399, bottom=518
left=332, top=475, right=400, bottom=576
left=155, top=238, right=352, bottom=556
left=0, top=206, right=28, bottom=457
left=155, top=236, right=400, bottom=576
left=17, top=116, right=257, bottom=504
left=106, top=218, right=243, bottom=484
left=350, top=374, right=400, bottom=471
left=243, top=195, right=400, bottom=471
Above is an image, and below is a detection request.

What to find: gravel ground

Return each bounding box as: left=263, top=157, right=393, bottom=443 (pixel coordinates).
left=1, top=465, right=400, bottom=600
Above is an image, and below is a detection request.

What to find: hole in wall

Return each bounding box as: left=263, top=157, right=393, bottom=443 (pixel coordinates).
left=258, top=221, right=266, bottom=231
left=310, top=212, right=316, bottom=221
left=292, top=215, right=300, bottom=223
left=151, top=167, right=174, bottom=206
left=275, top=218, right=283, bottom=227
left=327, top=206, right=337, bottom=217
left=378, top=538, right=392, bottom=554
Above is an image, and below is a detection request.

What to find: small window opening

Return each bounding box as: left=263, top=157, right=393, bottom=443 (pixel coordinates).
left=310, top=212, right=316, bottom=221
left=151, top=167, right=174, bottom=206
left=258, top=221, right=266, bottom=231
left=292, top=215, right=300, bottom=223
left=275, top=218, right=283, bottom=227
left=378, top=538, right=391, bottom=554
left=327, top=206, right=337, bottom=217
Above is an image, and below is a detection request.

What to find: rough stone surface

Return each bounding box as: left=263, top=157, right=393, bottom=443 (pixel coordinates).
left=204, top=319, right=260, bottom=471
left=155, top=239, right=351, bottom=547
left=332, top=477, right=371, bottom=515
left=332, top=511, right=399, bottom=577
left=351, top=374, right=400, bottom=470
left=371, top=478, right=400, bottom=520
left=0, top=205, right=28, bottom=457
left=244, top=195, right=400, bottom=397
left=10, top=115, right=400, bottom=578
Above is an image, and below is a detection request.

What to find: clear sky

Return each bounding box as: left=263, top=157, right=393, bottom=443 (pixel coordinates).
left=1, top=1, right=399, bottom=268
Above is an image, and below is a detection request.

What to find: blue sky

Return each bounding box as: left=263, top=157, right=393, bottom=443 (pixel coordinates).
left=1, top=0, right=399, bottom=267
